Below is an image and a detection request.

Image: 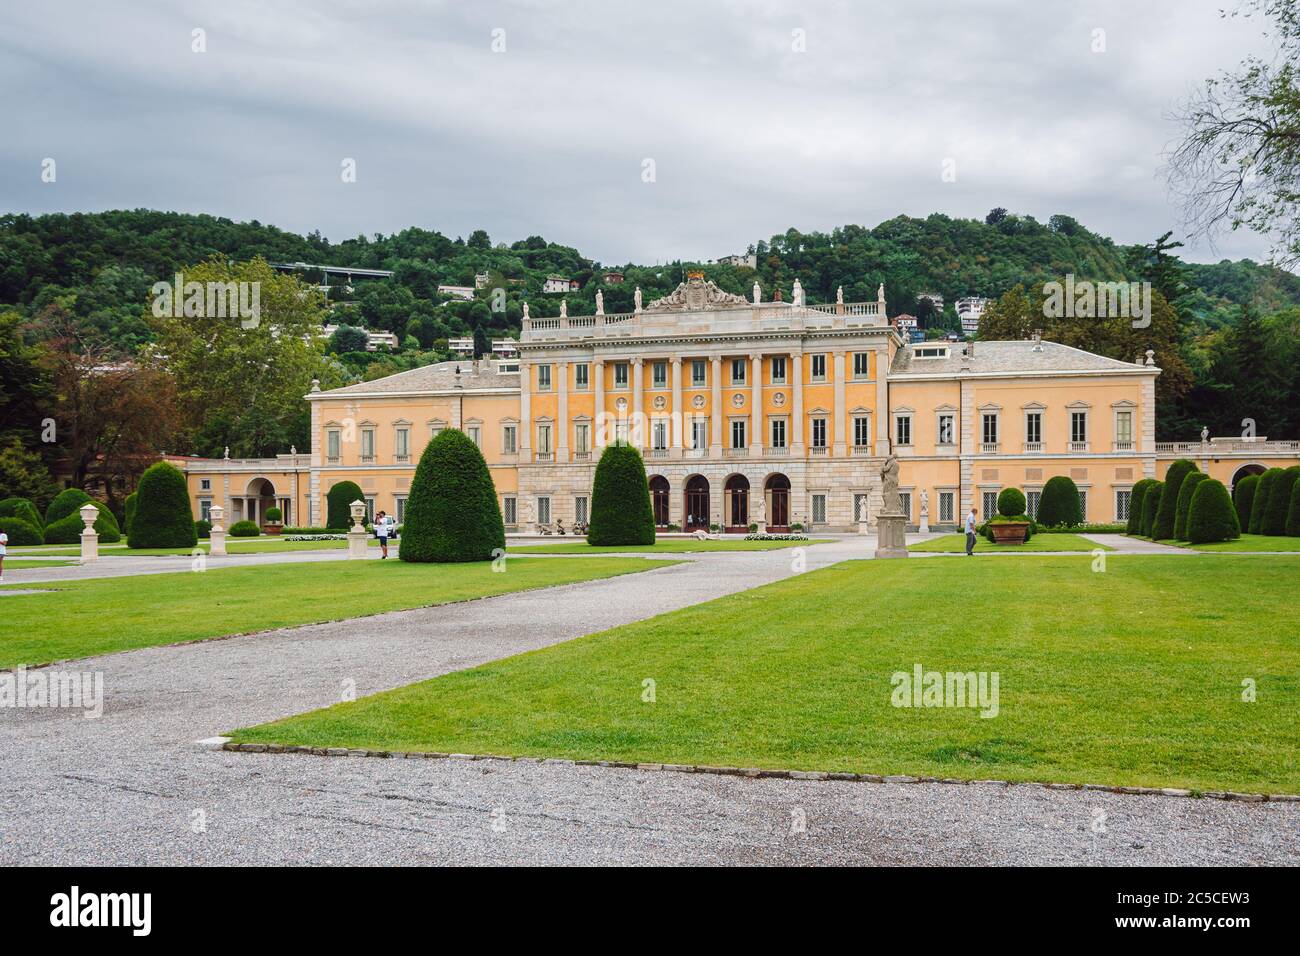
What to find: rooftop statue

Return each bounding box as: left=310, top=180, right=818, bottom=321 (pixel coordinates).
left=647, top=275, right=750, bottom=312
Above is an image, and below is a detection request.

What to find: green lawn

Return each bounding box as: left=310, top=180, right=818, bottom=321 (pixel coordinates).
left=510, top=538, right=834, bottom=554
left=7, top=538, right=380, bottom=557
left=0, top=557, right=673, bottom=668
left=909, top=532, right=1112, bottom=553
left=1186, top=534, right=1300, bottom=553
left=1, top=559, right=76, bottom=569
left=231, top=555, right=1300, bottom=794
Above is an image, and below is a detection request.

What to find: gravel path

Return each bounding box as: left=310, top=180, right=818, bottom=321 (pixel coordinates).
left=1, top=539, right=1293, bottom=865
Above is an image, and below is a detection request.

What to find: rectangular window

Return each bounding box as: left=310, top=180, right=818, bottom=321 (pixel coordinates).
left=537, top=496, right=551, bottom=525
left=360, top=427, right=375, bottom=462
left=537, top=365, right=552, bottom=391
left=811, top=354, right=827, bottom=382
left=771, top=419, right=786, bottom=448
left=1027, top=490, right=1041, bottom=520
left=731, top=419, right=747, bottom=449
left=983, top=490, right=999, bottom=518
left=575, top=497, right=588, bottom=525
left=812, top=494, right=827, bottom=524
left=812, top=418, right=828, bottom=448
left=395, top=496, right=407, bottom=524
left=898, top=492, right=911, bottom=520
left=854, top=417, right=870, bottom=448
left=1071, top=411, right=1087, bottom=443
left=652, top=420, right=667, bottom=450
left=1026, top=411, right=1042, bottom=445
left=691, top=359, right=706, bottom=387
left=852, top=352, right=870, bottom=379
left=199, top=478, right=211, bottom=491
left=1116, top=489, right=1131, bottom=522
left=939, top=492, right=955, bottom=523
left=691, top=419, right=708, bottom=450
left=614, top=362, right=629, bottom=388
left=468, top=425, right=481, bottom=447
left=652, top=361, right=667, bottom=389
left=502, top=424, right=517, bottom=454
left=429, top=421, right=445, bottom=438
left=1078, top=490, right=1088, bottom=521
left=731, top=359, right=746, bottom=385
left=395, top=427, right=410, bottom=461
left=1115, top=410, right=1133, bottom=443
left=938, top=414, right=954, bottom=446
left=503, top=496, right=517, bottom=525
left=327, top=429, right=340, bottom=463
left=364, top=496, right=375, bottom=524
left=771, top=356, right=786, bottom=384
left=895, top=415, right=911, bottom=446
left=854, top=493, right=871, bottom=522
left=537, top=424, right=552, bottom=455
left=575, top=423, right=590, bottom=453
left=575, top=364, right=589, bottom=389
left=199, top=498, right=212, bottom=521
left=982, top=414, right=998, bottom=445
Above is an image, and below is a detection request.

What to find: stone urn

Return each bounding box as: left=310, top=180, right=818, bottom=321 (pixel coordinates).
left=988, top=520, right=1030, bottom=545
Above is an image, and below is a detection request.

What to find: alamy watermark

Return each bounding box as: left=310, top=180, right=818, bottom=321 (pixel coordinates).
left=890, top=663, right=999, bottom=718
left=1, top=666, right=103, bottom=718
left=1043, top=274, right=1150, bottom=329
left=151, top=272, right=260, bottom=328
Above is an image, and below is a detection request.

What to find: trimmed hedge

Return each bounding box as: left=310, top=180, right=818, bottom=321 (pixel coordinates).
left=123, top=491, right=138, bottom=534
left=129, top=461, right=198, bottom=549
left=1287, top=474, right=1300, bottom=537
left=1152, top=459, right=1197, bottom=540
left=0, top=516, right=43, bottom=546
left=1186, top=479, right=1240, bottom=544
left=996, top=487, right=1026, bottom=517
left=1248, top=467, right=1283, bottom=534
left=228, top=520, right=260, bottom=537
left=400, top=428, right=505, bottom=562
left=587, top=443, right=656, bottom=547
left=1035, top=475, right=1082, bottom=528
left=45, top=487, right=92, bottom=526
left=1126, top=479, right=1156, bottom=535
left=326, top=480, right=365, bottom=531
left=1261, top=466, right=1300, bottom=536
left=42, top=501, right=121, bottom=544
left=1140, top=482, right=1163, bottom=536
left=1173, top=471, right=1211, bottom=541
left=195, top=519, right=212, bottom=539
left=0, top=496, right=44, bottom=530
left=1232, top=474, right=1259, bottom=531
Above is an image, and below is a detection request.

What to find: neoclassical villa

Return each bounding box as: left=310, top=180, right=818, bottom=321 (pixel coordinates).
left=181, top=273, right=1300, bottom=532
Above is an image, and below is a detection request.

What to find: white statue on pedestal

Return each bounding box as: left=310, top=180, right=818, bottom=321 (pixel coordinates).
left=836, top=286, right=844, bottom=306
left=919, top=489, right=930, bottom=534
left=522, top=301, right=530, bottom=319
left=634, top=286, right=643, bottom=312
left=753, top=281, right=761, bottom=304
left=595, top=290, right=604, bottom=315
left=792, top=278, right=805, bottom=307
left=559, top=299, right=567, bottom=318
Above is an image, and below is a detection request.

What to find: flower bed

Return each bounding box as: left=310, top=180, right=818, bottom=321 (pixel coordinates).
left=743, top=533, right=809, bottom=541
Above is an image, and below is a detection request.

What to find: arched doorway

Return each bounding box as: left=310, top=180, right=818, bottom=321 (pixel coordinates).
left=765, top=473, right=791, bottom=531
left=1230, top=462, right=1267, bottom=492
left=684, top=475, right=710, bottom=530
left=724, top=474, right=750, bottom=532
left=649, top=475, right=670, bottom=527
left=244, top=477, right=278, bottom=526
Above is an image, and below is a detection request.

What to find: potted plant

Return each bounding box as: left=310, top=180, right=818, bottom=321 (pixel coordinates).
left=263, top=506, right=283, bottom=535
left=987, top=488, right=1031, bottom=544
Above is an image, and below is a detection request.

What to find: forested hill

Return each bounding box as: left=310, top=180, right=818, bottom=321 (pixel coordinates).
left=1, top=208, right=1296, bottom=354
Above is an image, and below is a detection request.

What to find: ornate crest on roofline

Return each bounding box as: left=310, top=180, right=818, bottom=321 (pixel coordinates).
left=645, top=274, right=750, bottom=312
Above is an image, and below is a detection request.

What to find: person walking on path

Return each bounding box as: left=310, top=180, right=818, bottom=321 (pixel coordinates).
left=965, top=507, right=978, bottom=556
left=375, top=510, right=393, bottom=559
left=0, top=528, right=7, bottom=580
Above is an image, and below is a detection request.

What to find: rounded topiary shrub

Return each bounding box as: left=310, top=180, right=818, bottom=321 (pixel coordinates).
left=1286, top=474, right=1300, bottom=537
left=123, top=491, right=138, bottom=534
left=265, top=506, right=282, bottom=524
left=45, top=487, right=92, bottom=526
left=0, top=516, right=43, bottom=546
left=0, top=496, right=44, bottom=530
left=1248, top=467, right=1283, bottom=534
left=1173, top=471, right=1211, bottom=541
left=194, top=519, right=212, bottom=539
left=1232, top=474, right=1259, bottom=531
left=996, top=487, right=1026, bottom=518
left=128, top=461, right=198, bottom=549
left=1035, top=475, right=1082, bottom=528
left=1152, top=459, right=1197, bottom=540
left=228, top=519, right=260, bottom=537
left=400, top=428, right=504, bottom=562
left=1262, top=466, right=1300, bottom=536
left=587, top=443, right=656, bottom=547
left=326, top=480, right=365, bottom=530
left=1186, top=479, right=1240, bottom=544
left=1126, top=479, right=1156, bottom=535
left=1140, top=482, right=1163, bottom=536
left=41, top=501, right=120, bottom=544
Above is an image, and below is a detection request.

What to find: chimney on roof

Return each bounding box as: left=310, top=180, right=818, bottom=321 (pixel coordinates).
left=454, top=364, right=463, bottom=389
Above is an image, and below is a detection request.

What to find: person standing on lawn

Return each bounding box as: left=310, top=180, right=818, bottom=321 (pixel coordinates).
left=0, top=528, right=7, bottom=580
left=375, top=510, right=393, bottom=559
left=965, top=506, right=978, bottom=556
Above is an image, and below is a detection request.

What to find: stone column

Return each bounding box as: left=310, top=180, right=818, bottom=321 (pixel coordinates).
left=710, top=356, right=723, bottom=456
left=556, top=360, right=569, bottom=464
left=750, top=352, right=763, bottom=456
left=347, top=499, right=368, bottom=559
left=78, top=503, right=99, bottom=564
left=791, top=350, right=804, bottom=454
left=209, top=503, right=227, bottom=556
left=593, top=357, right=605, bottom=450
left=519, top=358, right=532, bottom=461
left=631, top=357, right=644, bottom=449
left=875, top=349, right=890, bottom=455
left=671, top=357, right=683, bottom=456
left=832, top=351, right=847, bottom=457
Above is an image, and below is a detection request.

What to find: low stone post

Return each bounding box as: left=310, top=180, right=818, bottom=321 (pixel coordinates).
left=79, top=503, right=99, bottom=564
left=209, top=504, right=227, bottom=556
left=347, top=499, right=369, bottom=559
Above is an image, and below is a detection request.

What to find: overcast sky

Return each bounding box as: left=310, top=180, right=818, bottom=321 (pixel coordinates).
left=0, top=0, right=1281, bottom=266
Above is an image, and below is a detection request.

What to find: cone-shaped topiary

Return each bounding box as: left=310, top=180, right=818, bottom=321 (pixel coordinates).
left=1187, top=479, right=1240, bottom=544
left=1140, top=482, right=1163, bottom=536
left=0, top=496, right=43, bottom=530
left=996, top=487, right=1026, bottom=517
left=1248, top=467, right=1283, bottom=534
left=1232, top=474, right=1259, bottom=530
left=587, top=443, right=656, bottom=546
left=43, top=500, right=120, bottom=544
left=0, top=516, right=43, bottom=546
left=1035, top=475, right=1082, bottom=527
left=45, top=487, right=92, bottom=526
left=326, top=480, right=364, bottom=530
left=123, top=491, right=138, bottom=534
left=1261, top=466, right=1300, bottom=535
left=400, top=428, right=505, bottom=562
left=1286, top=473, right=1300, bottom=537
left=1173, top=471, right=1211, bottom=541
left=128, top=461, right=198, bottom=549
left=1152, top=459, right=1197, bottom=540
left=1126, top=479, right=1156, bottom=535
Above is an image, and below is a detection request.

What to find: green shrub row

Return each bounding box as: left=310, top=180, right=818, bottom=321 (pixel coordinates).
left=0, top=516, right=44, bottom=546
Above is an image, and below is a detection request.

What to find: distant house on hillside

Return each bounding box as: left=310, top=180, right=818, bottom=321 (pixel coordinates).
left=438, top=285, right=476, bottom=301
left=448, top=337, right=475, bottom=356
left=603, top=271, right=625, bottom=284
left=474, top=273, right=490, bottom=289
left=916, top=291, right=944, bottom=312
left=543, top=276, right=576, bottom=294
left=956, top=296, right=990, bottom=335
left=321, top=325, right=399, bottom=352
left=717, top=253, right=757, bottom=269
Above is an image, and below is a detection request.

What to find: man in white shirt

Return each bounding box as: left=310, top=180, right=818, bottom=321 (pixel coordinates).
left=965, top=507, right=978, bottom=556
left=374, top=511, right=393, bottom=559
left=0, top=529, right=8, bottom=580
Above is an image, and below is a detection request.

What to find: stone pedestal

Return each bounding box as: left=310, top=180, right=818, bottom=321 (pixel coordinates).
left=347, top=499, right=368, bottom=559
left=78, top=503, right=99, bottom=564
left=857, top=519, right=869, bottom=536
left=918, top=509, right=930, bottom=534
left=209, top=504, right=227, bottom=556
left=874, top=512, right=909, bottom=559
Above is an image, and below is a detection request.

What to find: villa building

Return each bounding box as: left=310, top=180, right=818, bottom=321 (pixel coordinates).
left=180, top=273, right=1300, bottom=532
